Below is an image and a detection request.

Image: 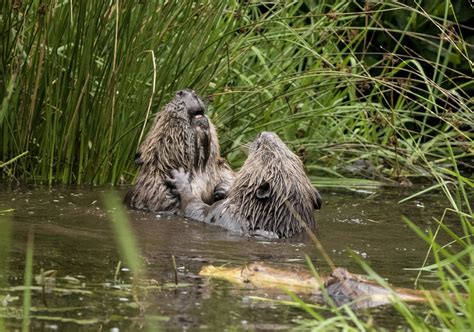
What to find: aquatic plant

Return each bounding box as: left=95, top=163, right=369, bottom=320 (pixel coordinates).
left=22, top=232, right=33, bottom=332
left=211, top=1, right=472, bottom=188
left=293, top=141, right=473, bottom=330
left=104, top=193, right=144, bottom=276
left=1, top=1, right=472, bottom=187
left=1, top=1, right=240, bottom=184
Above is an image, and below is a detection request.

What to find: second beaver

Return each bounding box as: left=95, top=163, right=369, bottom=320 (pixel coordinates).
left=125, top=89, right=235, bottom=212
left=166, top=131, right=322, bottom=238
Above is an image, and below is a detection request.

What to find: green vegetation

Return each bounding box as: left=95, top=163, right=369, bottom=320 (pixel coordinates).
left=1, top=1, right=241, bottom=184
left=104, top=193, right=144, bottom=276
left=104, top=192, right=165, bottom=330
left=0, top=0, right=472, bottom=330
left=211, top=1, right=472, bottom=189
left=294, top=159, right=473, bottom=331
left=22, top=233, right=33, bottom=332
left=1, top=1, right=471, bottom=186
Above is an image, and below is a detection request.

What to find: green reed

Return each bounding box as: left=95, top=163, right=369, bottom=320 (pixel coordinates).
left=104, top=192, right=143, bottom=275
left=1, top=0, right=240, bottom=184
left=209, top=1, right=472, bottom=189
left=22, top=232, right=34, bottom=332
left=1, top=1, right=471, bottom=187
left=293, top=134, right=473, bottom=330
left=103, top=192, right=160, bottom=330
left=295, top=215, right=473, bottom=331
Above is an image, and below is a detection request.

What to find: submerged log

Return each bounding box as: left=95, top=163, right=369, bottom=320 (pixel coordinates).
left=325, top=267, right=428, bottom=308
left=199, top=262, right=432, bottom=309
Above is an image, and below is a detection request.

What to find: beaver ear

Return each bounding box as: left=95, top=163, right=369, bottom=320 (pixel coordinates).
left=134, top=152, right=143, bottom=165
left=313, top=188, right=322, bottom=209
left=256, top=182, right=271, bottom=200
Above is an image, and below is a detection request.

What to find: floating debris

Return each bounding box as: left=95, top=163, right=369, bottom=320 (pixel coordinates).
left=200, top=262, right=436, bottom=309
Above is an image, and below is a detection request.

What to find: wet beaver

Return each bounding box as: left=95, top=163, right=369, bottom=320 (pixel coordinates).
left=166, top=131, right=322, bottom=238
left=125, top=89, right=235, bottom=212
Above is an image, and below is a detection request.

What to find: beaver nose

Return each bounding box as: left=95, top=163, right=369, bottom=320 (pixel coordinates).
left=177, top=89, right=205, bottom=116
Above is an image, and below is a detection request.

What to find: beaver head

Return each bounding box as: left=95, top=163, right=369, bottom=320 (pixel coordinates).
left=136, top=89, right=219, bottom=174
left=125, top=89, right=234, bottom=212
left=228, top=132, right=322, bottom=238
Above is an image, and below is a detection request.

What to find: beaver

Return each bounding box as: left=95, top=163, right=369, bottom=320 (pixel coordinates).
left=125, top=89, right=235, bottom=212
left=166, top=131, right=322, bottom=238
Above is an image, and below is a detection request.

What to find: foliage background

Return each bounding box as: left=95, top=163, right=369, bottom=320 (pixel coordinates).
left=1, top=0, right=472, bottom=186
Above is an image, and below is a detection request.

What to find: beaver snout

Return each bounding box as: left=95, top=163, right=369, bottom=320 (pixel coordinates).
left=176, top=89, right=205, bottom=118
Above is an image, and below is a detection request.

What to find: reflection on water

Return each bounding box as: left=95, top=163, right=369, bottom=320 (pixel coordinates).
left=0, top=185, right=455, bottom=329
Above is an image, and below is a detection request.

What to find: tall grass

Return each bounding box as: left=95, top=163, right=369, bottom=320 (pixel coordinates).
left=103, top=192, right=161, bottom=330
left=104, top=192, right=144, bottom=275
left=1, top=1, right=472, bottom=186
left=22, top=232, right=34, bottom=332
left=295, top=162, right=473, bottom=330
left=210, top=1, right=472, bottom=186
left=1, top=0, right=240, bottom=184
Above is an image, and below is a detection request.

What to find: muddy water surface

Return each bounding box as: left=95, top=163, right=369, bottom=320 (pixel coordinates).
left=0, top=185, right=454, bottom=330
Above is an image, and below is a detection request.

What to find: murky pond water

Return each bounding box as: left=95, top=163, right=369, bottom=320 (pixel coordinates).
left=0, top=185, right=457, bottom=330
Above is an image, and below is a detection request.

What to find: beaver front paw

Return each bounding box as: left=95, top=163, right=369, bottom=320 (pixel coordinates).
left=165, top=168, right=192, bottom=196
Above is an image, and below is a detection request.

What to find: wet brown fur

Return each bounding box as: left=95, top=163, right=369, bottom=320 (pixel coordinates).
left=125, top=89, right=234, bottom=212
left=225, top=132, right=321, bottom=237
left=168, top=131, right=321, bottom=238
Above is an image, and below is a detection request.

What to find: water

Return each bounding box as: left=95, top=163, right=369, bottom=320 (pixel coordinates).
left=0, top=185, right=456, bottom=330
